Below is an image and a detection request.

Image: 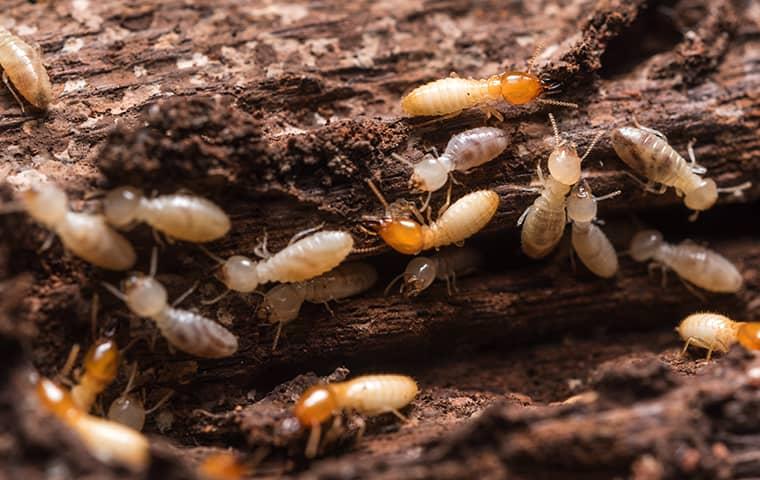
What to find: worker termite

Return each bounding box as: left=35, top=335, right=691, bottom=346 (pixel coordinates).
left=36, top=377, right=150, bottom=471
left=294, top=374, right=418, bottom=458
left=363, top=179, right=499, bottom=255
left=611, top=125, right=751, bottom=220
left=565, top=180, right=621, bottom=278
left=385, top=246, right=483, bottom=297
left=103, top=187, right=231, bottom=243
left=13, top=182, right=137, bottom=270
left=103, top=248, right=239, bottom=358
left=0, top=26, right=53, bottom=111
left=257, top=262, right=378, bottom=351
left=107, top=363, right=174, bottom=431
left=677, top=312, right=760, bottom=360
left=519, top=114, right=602, bottom=258
left=401, top=46, right=576, bottom=119
left=202, top=228, right=354, bottom=300
left=397, top=127, right=508, bottom=195
left=629, top=229, right=743, bottom=293
left=69, top=339, right=120, bottom=412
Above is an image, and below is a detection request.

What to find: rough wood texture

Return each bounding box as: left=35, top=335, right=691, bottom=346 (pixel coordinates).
left=1, top=0, right=759, bottom=478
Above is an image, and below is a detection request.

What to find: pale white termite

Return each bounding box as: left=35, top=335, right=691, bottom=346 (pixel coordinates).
left=565, top=180, right=621, bottom=278
left=294, top=374, right=418, bottom=458
left=611, top=125, right=751, bottom=219
left=386, top=246, right=483, bottom=297
left=203, top=229, right=354, bottom=299
left=16, top=183, right=136, bottom=271
left=37, top=377, right=149, bottom=472
left=257, top=262, right=378, bottom=351
left=629, top=229, right=743, bottom=293
left=364, top=180, right=499, bottom=255
left=518, top=114, right=602, bottom=259
left=107, top=363, right=173, bottom=431
left=0, top=26, right=53, bottom=111
left=103, top=249, right=239, bottom=358
left=103, top=187, right=231, bottom=243
left=676, top=312, right=760, bottom=360
left=398, top=127, right=509, bottom=194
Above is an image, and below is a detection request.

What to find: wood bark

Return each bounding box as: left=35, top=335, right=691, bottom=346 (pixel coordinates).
left=0, top=0, right=758, bottom=478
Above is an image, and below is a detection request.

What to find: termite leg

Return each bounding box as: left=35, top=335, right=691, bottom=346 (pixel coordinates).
left=384, top=273, right=405, bottom=296
left=706, top=343, right=716, bottom=362
left=444, top=276, right=452, bottom=296
left=172, top=280, right=200, bottom=307
left=451, top=271, right=459, bottom=294
left=38, top=231, right=56, bottom=253
left=271, top=322, right=284, bottom=352
left=305, top=423, right=322, bottom=459
left=680, top=337, right=694, bottom=356
left=288, top=223, right=326, bottom=246
left=58, top=343, right=81, bottom=380
left=621, top=171, right=667, bottom=194
left=201, top=288, right=230, bottom=305
left=569, top=244, right=577, bottom=274
left=688, top=210, right=700, bottom=222
left=354, top=415, right=366, bottom=443
left=386, top=408, right=408, bottom=422
left=2, top=71, right=26, bottom=113
left=686, top=139, right=707, bottom=175
left=322, top=302, right=336, bottom=318
left=517, top=205, right=533, bottom=227
left=678, top=276, right=708, bottom=303
left=413, top=111, right=463, bottom=128
left=479, top=104, right=504, bottom=122
left=90, top=294, right=100, bottom=341
left=253, top=230, right=273, bottom=259
left=419, top=191, right=432, bottom=215
left=437, top=182, right=453, bottom=218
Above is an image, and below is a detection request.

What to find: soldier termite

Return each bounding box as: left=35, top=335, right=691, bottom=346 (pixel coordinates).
left=103, top=248, right=239, bottom=358
left=107, top=363, right=174, bottom=431
left=103, top=187, right=231, bottom=243
left=401, top=46, right=576, bottom=119
left=294, top=374, right=418, bottom=458
left=386, top=246, right=483, bottom=297
left=611, top=125, right=751, bottom=220
left=629, top=229, right=743, bottom=293
left=197, top=452, right=247, bottom=480
left=0, top=26, right=53, bottom=111
left=69, top=339, right=120, bottom=412
left=565, top=180, right=621, bottom=278
left=36, top=377, right=150, bottom=472
left=202, top=228, right=354, bottom=301
left=519, top=114, right=603, bottom=259
left=363, top=179, right=499, bottom=255
left=677, top=312, right=760, bottom=360
left=12, top=182, right=137, bottom=270
left=257, top=262, right=378, bottom=351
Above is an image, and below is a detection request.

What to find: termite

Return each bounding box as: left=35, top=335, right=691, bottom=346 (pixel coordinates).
left=397, top=127, right=508, bottom=195
left=107, top=363, right=173, bottom=431
left=386, top=246, right=483, bottom=297
left=198, top=452, right=247, bottom=480
left=677, top=312, right=760, bottom=360
left=518, top=114, right=602, bottom=259
left=15, top=183, right=136, bottom=270
left=257, top=262, right=378, bottom=351
left=103, top=248, right=239, bottom=358
left=36, top=377, right=149, bottom=471
left=629, top=229, right=743, bottom=293
left=103, top=187, right=231, bottom=243
left=70, top=339, right=120, bottom=412
left=363, top=179, right=499, bottom=255
left=401, top=46, right=576, bottom=119
left=611, top=125, right=751, bottom=220
left=565, top=180, right=621, bottom=278
left=0, top=26, right=53, bottom=111
left=202, top=228, right=354, bottom=300
left=294, top=374, right=418, bottom=458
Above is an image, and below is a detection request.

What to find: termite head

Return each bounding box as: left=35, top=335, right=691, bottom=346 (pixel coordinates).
left=737, top=323, right=760, bottom=351
left=548, top=143, right=581, bottom=185
left=294, top=384, right=339, bottom=427
left=364, top=215, right=425, bottom=255
left=104, top=187, right=143, bottom=227
left=499, top=71, right=542, bottom=105
left=198, top=452, right=247, bottom=480
left=108, top=395, right=146, bottom=431
left=123, top=274, right=168, bottom=317
left=37, top=377, right=79, bottom=420
left=411, top=154, right=448, bottom=192
left=257, top=284, right=304, bottom=324
left=400, top=257, right=437, bottom=297
left=629, top=229, right=664, bottom=262
left=19, top=183, right=68, bottom=228
left=566, top=181, right=596, bottom=223
left=219, top=255, right=259, bottom=293
left=83, top=339, right=120, bottom=383
left=684, top=179, right=717, bottom=212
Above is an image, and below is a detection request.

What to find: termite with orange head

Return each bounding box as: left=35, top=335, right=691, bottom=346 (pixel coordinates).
left=519, top=114, right=603, bottom=259
left=611, top=125, right=751, bottom=220
left=103, top=187, right=231, bottom=243
left=362, top=179, right=499, bottom=255
left=565, top=180, right=621, bottom=278
left=11, top=182, right=136, bottom=270
left=629, top=229, right=743, bottom=293
left=677, top=312, right=760, bottom=360
left=0, top=26, right=53, bottom=111
left=69, top=339, right=120, bottom=412
left=294, top=374, right=418, bottom=458
left=257, top=262, right=378, bottom=351
left=198, top=452, right=248, bottom=480
left=36, top=377, right=150, bottom=472
left=401, top=45, right=576, bottom=119
left=386, top=246, right=483, bottom=297
left=103, top=248, right=239, bottom=358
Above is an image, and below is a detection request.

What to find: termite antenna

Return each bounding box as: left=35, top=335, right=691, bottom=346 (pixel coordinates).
left=537, top=98, right=578, bottom=109
left=527, top=41, right=544, bottom=73
left=90, top=293, right=100, bottom=341
left=384, top=273, right=406, bottom=296
left=58, top=343, right=81, bottom=380
left=366, top=179, right=390, bottom=210
left=272, top=322, right=284, bottom=352
left=548, top=113, right=561, bottom=146
left=594, top=189, right=622, bottom=202
left=149, top=247, right=159, bottom=278
left=580, top=132, right=604, bottom=162
left=102, top=281, right=127, bottom=302
left=352, top=244, right=386, bottom=255
left=198, top=245, right=225, bottom=265
left=391, top=153, right=414, bottom=167
left=145, top=390, right=174, bottom=414
left=201, top=289, right=230, bottom=305
left=122, top=362, right=138, bottom=398
left=717, top=181, right=752, bottom=197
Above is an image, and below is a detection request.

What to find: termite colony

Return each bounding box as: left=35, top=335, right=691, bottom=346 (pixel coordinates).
left=1, top=18, right=754, bottom=474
